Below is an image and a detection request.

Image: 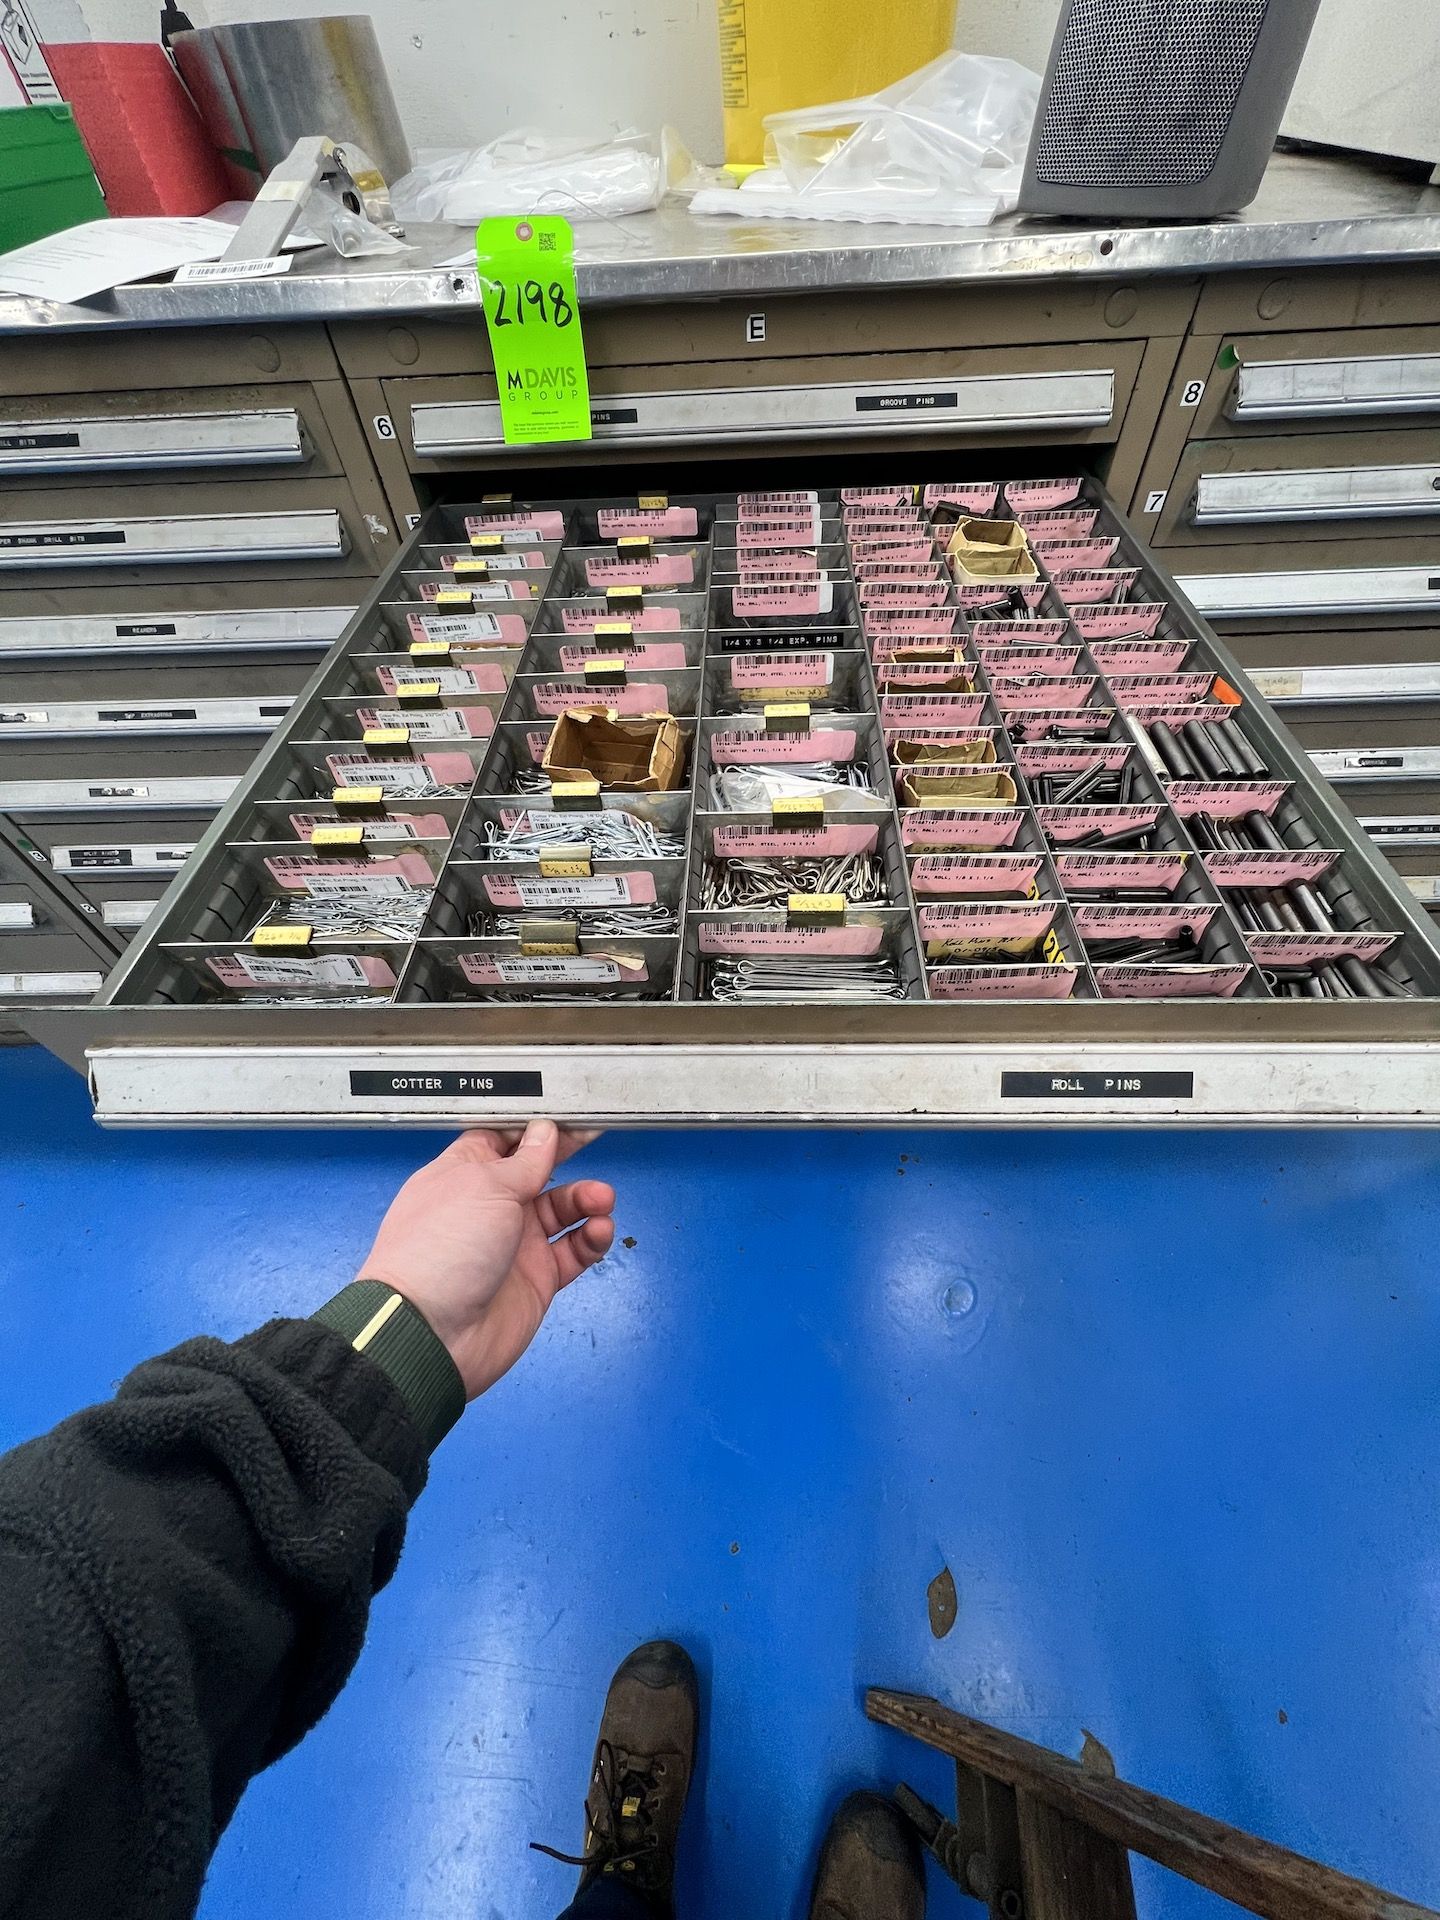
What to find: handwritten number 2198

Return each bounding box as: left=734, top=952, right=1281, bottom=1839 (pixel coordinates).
left=492, top=280, right=573, bottom=328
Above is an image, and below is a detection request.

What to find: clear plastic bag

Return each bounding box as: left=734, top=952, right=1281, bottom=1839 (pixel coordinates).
left=691, top=52, right=1041, bottom=226
left=392, top=128, right=708, bottom=225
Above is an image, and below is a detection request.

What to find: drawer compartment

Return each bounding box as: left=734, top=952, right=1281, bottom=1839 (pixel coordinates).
left=1182, top=328, right=1440, bottom=439
left=1176, top=539, right=1440, bottom=627
left=1154, top=428, right=1440, bottom=548
left=387, top=345, right=1141, bottom=466
left=0, top=480, right=391, bottom=583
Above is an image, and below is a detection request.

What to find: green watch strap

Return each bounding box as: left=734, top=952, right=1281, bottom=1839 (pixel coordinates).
left=313, top=1279, right=466, bottom=1453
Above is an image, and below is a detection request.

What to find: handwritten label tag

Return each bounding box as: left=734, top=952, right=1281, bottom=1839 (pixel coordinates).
left=476, top=216, right=590, bottom=445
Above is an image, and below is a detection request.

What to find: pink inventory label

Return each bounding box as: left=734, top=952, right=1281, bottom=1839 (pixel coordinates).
left=1109, top=672, right=1215, bottom=705
left=1016, top=508, right=1098, bottom=539
left=1005, top=478, right=1083, bottom=512
left=864, top=611, right=961, bottom=637
left=264, top=852, right=433, bottom=893
left=438, top=549, right=545, bottom=572
left=1034, top=538, right=1120, bottom=569
left=530, top=682, right=671, bottom=717
left=287, top=810, right=448, bottom=841
left=457, top=952, right=641, bottom=987
left=737, top=490, right=818, bottom=509
left=559, top=641, right=688, bottom=671
left=977, top=645, right=1082, bottom=675
left=698, top=921, right=883, bottom=956
left=355, top=705, right=493, bottom=740
left=209, top=953, right=396, bottom=993
left=584, top=554, right=694, bottom=587
left=730, top=653, right=835, bottom=688
left=861, top=580, right=950, bottom=606
left=711, top=728, right=858, bottom=765
left=901, top=808, right=1025, bottom=851
left=989, top=675, right=1096, bottom=709
left=465, top=510, right=565, bottom=538
left=842, top=486, right=916, bottom=507
left=920, top=900, right=1056, bottom=940
left=1123, top=702, right=1235, bottom=727
left=851, top=539, right=935, bottom=566
left=929, top=963, right=1078, bottom=1000
left=910, top=853, right=1043, bottom=895
left=737, top=520, right=823, bottom=548
left=420, top=578, right=534, bottom=602
left=1246, top=930, right=1398, bottom=965
left=882, top=693, right=986, bottom=726
left=736, top=552, right=822, bottom=577
left=1040, top=804, right=1160, bottom=844
left=326, top=752, right=474, bottom=790
left=1089, top=638, right=1189, bottom=672
left=376, top=663, right=507, bottom=696
left=712, top=823, right=879, bottom=857
left=481, top=871, right=657, bottom=909
left=1054, top=851, right=1187, bottom=892
left=1017, top=742, right=1131, bottom=775
left=1005, top=708, right=1117, bottom=740
left=972, top=619, right=1069, bottom=646
left=1053, top=568, right=1140, bottom=605
left=597, top=507, right=699, bottom=538
left=1073, top=902, right=1216, bottom=940
left=561, top=605, right=683, bottom=632
left=405, top=611, right=523, bottom=647
left=1166, top=780, right=1288, bottom=820
left=955, top=583, right=1048, bottom=610
left=924, top=482, right=1000, bottom=513
left=1203, top=849, right=1341, bottom=887
left=732, top=585, right=832, bottom=617
left=1096, top=963, right=1250, bottom=999
left=856, top=556, right=943, bottom=582
left=1074, top=603, right=1166, bottom=639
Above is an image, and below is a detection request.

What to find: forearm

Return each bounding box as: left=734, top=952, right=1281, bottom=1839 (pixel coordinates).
left=0, top=1314, right=447, bottom=1920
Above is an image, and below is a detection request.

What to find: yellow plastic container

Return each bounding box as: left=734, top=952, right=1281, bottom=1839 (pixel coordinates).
left=717, top=0, right=957, bottom=165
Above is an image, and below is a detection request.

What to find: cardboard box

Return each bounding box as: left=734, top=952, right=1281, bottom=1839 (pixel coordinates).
left=946, top=517, right=1039, bottom=588
left=541, top=710, right=685, bottom=792
left=892, top=735, right=997, bottom=767
left=899, top=769, right=1019, bottom=808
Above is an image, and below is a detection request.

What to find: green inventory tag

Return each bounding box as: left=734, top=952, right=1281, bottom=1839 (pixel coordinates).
left=476, top=216, right=591, bottom=446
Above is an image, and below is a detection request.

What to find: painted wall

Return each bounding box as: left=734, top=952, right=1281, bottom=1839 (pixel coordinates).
left=45, top=0, right=726, bottom=162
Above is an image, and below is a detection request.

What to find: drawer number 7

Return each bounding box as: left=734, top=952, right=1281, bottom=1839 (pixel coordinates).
left=1179, top=378, right=1206, bottom=408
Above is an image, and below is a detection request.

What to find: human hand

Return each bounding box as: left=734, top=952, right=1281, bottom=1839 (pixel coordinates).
left=357, top=1121, right=616, bottom=1399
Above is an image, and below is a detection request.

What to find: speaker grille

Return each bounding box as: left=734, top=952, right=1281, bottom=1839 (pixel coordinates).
left=1033, top=0, right=1271, bottom=186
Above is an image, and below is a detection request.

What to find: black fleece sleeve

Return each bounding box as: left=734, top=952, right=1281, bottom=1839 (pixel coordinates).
left=0, top=1319, right=429, bottom=1920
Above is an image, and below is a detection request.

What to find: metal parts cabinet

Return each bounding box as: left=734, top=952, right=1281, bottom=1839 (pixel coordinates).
left=0, top=327, right=396, bottom=1031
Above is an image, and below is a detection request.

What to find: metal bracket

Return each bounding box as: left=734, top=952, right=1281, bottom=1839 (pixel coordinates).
left=221, top=136, right=404, bottom=261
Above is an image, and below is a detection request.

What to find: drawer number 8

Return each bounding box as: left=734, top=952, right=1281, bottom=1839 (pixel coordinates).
left=1180, top=379, right=1206, bottom=407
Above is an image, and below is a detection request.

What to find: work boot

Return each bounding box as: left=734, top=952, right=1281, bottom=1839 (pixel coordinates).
left=535, top=1639, right=698, bottom=1916
left=808, top=1790, right=926, bottom=1920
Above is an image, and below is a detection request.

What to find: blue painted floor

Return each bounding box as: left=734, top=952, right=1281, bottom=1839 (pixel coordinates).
left=2, top=1045, right=1440, bottom=1919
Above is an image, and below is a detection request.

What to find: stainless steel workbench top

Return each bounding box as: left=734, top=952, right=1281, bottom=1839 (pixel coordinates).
left=2, top=151, right=1438, bottom=337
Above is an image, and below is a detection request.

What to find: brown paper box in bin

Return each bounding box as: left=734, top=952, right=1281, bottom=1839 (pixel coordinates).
left=946, top=516, right=1039, bottom=588
left=893, top=735, right=997, bottom=767
left=900, top=768, right=1019, bottom=807
left=542, top=709, right=685, bottom=792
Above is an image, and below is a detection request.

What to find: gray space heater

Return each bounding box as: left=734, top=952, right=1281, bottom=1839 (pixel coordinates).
left=1018, top=0, right=1323, bottom=218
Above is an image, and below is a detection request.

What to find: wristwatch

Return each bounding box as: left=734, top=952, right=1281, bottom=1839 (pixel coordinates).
left=313, top=1279, right=466, bottom=1453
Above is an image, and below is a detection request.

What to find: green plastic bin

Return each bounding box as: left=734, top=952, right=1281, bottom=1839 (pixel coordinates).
left=0, top=104, right=107, bottom=253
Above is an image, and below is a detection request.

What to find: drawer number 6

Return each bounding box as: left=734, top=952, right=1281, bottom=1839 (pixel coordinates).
left=373, top=413, right=396, bottom=440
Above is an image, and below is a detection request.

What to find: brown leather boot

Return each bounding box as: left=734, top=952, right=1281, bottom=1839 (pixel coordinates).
left=808, top=1791, right=926, bottom=1920
left=535, top=1640, right=698, bottom=1916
